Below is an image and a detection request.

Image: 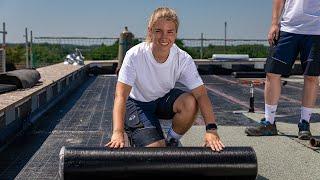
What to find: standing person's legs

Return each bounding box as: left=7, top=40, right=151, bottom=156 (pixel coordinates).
left=245, top=31, right=300, bottom=136
left=264, top=31, right=300, bottom=124
left=156, top=89, right=198, bottom=146
left=300, top=35, right=320, bottom=110
left=297, top=35, right=320, bottom=139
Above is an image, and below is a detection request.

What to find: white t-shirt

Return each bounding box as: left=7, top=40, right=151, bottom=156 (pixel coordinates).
left=281, top=0, right=320, bottom=35
left=118, top=42, right=203, bottom=102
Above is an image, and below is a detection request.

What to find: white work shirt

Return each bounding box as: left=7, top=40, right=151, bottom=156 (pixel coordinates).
left=118, top=42, right=203, bottom=102
left=281, top=0, right=320, bottom=35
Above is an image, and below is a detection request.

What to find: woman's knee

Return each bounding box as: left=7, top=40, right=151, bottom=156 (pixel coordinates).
left=181, top=93, right=198, bottom=113
left=304, top=76, right=319, bottom=84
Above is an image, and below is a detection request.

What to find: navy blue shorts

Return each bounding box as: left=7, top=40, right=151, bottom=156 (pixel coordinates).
left=124, top=89, right=185, bottom=147
left=265, top=31, right=320, bottom=76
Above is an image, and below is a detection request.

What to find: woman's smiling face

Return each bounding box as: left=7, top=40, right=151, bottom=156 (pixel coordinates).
left=149, top=18, right=177, bottom=52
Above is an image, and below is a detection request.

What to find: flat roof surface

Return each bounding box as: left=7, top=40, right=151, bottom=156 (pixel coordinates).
left=0, top=74, right=319, bottom=179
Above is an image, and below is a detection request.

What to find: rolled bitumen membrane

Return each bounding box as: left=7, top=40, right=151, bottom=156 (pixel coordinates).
left=59, top=146, right=258, bottom=179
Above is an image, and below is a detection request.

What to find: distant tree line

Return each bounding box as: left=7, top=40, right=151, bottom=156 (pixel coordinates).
left=175, top=40, right=269, bottom=59
left=5, top=39, right=269, bottom=69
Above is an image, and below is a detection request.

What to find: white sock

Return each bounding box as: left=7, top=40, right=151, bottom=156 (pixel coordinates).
left=167, top=127, right=183, bottom=140
left=265, top=104, right=277, bottom=124
left=300, top=106, right=313, bottom=123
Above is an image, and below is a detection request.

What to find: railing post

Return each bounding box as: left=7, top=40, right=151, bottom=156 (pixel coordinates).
left=2, top=22, right=6, bottom=72
left=200, top=33, right=203, bottom=59
left=30, top=31, right=33, bottom=68
left=25, top=27, right=29, bottom=68
left=224, top=22, right=227, bottom=53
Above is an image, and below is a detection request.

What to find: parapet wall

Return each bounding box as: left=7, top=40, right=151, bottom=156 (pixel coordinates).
left=0, top=63, right=90, bottom=148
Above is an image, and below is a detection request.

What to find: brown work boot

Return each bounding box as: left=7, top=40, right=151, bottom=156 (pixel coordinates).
left=245, top=118, right=278, bottom=136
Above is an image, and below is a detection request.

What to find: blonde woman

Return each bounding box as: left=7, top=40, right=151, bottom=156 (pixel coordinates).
left=106, top=7, right=224, bottom=151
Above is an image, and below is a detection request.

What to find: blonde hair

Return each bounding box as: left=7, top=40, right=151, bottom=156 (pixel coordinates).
left=146, top=7, right=179, bottom=43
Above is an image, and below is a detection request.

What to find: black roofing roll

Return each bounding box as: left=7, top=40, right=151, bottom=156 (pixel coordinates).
left=232, top=71, right=266, bottom=78
left=0, top=84, right=17, bottom=94
left=0, top=69, right=41, bottom=89
left=59, top=146, right=257, bottom=180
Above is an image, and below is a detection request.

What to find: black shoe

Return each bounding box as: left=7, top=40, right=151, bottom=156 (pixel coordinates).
left=298, top=120, right=312, bottom=140
left=245, top=118, right=278, bottom=136
left=165, top=138, right=182, bottom=147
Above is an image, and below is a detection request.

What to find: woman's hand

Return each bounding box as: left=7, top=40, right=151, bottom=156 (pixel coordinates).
left=105, top=130, right=125, bottom=148
left=203, top=130, right=225, bottom=151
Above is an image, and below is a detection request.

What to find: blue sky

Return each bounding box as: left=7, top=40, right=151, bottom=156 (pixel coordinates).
left=0, top=0, right=272, bottom=43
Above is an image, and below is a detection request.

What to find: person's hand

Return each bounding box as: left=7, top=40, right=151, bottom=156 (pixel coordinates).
left=105, top=130, right=125, bottom=148
left=268, top=24, right=280, bottom=46
left=203, top=130, right=225, bottom=152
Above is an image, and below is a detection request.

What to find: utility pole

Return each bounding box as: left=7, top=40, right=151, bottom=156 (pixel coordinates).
left=200, top=33, right=203, bottom=59
left=25, top=27, right=29, bottom=68
left=30, top=31, right=33, bottom=68
left=1, top=22, right=7, bottom=72
left=224, top=21, right=227, bottom=53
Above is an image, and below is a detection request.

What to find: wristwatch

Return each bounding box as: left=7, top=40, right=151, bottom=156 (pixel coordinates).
left=206, top=123, right=218, bottom=131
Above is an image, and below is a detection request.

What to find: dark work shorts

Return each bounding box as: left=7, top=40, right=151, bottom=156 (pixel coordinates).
left=124, top=88, right=185, bottom=147
left=265, top=31, right=320, bottom=76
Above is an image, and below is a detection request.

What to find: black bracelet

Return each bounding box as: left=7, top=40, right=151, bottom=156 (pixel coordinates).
left=206, top=123, right=218, bottom=131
